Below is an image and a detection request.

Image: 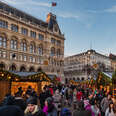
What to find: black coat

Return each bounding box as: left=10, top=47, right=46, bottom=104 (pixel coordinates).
left=25, top=110, right=46, bottom=116
left=15, top=97, right=26, bottom=111
left=0, top=105, right=24, bottom=116
left=73, top=110, right=91, bottom=116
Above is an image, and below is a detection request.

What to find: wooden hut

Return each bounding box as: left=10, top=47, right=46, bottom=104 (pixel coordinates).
left=0, top=70, right=51, bottom=102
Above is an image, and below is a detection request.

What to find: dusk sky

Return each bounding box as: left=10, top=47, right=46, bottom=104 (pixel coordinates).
left=1, top=0, right=116, bottom=56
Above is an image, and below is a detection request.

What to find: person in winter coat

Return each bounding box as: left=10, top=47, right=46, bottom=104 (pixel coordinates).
left=100, top=93, right=112, bottom=116
left=39, top=87, right=47, bottom=109
left=43, top=97, right=57, bottom=116
left=90, top=98, right=101, bottom=116
left=15, top=92, right=26, bottom=111
left=0, top=95, right=24, bottom=116
left=73, top=101, right=91, bottom=116
left=76, top=89, right=83, bottom=101
left=53, top=89, right=61, bottom=115
left=105, top=102, right=116, bottom=116
left=24, top=97, right=45, bottom=116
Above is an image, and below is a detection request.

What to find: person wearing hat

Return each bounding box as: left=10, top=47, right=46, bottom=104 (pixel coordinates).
left=24, top=97, right=45, bottom=116
left=0, top=95, right=24, bottom=116
left=43, top=97, right=57, bottom=116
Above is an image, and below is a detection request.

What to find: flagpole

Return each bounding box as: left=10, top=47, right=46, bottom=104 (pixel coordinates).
left=50, top=1, right=53, bottom=13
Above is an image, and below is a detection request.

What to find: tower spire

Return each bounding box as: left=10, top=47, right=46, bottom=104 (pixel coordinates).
left=90, top=40, right=92, bottom=50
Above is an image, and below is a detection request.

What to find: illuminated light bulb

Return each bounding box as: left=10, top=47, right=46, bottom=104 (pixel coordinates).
left=8, top=76, right=11, bottom=79
left=15, top=78, right=19, bottom=81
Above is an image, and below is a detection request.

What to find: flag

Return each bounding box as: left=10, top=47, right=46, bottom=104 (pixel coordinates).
left=52, top=2, right=57, bottom=7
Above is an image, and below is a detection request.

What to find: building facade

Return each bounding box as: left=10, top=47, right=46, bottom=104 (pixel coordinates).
left=64, top=49, right=111, bottom=82
left=109, top=53, right=116, bottom=71
left=0, top=2, right=65, bottom=79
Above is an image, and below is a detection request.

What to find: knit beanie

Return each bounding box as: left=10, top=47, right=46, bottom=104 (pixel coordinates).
left=26, top=97, right=37, bottom=105
left=46, top=97, right=53, bottom=106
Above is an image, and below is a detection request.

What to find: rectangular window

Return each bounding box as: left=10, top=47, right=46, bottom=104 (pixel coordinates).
left=0, top=50, right=2, bottom=57
left=29, top=56, right=33, bottom=62
left=56, top=40, right=61, bottom=46
left=3, top=39, right=6, bottom=48
left=51, top=38, right=55, bottom=44
left=38, top=57, right=43, bottom=64
left=21, top=27, right=28, bottom=35
left=11, top=24, right=18, bottom=32
left=14, top=40, right=17, bottom=49
left=2, top=51, right=6, bottom=58
left=30, top=31, right=36, bottom=38
left=19, top=55, right=23, bottom=61
left=0, top=20, right=8, bottom=28
left=0, top=37, right=2, bottom=47
left=33, top=57, right=35, bottom=63
left=24, top=55, right=27, bottom=61
left=38, top=34, right=44, bottom=40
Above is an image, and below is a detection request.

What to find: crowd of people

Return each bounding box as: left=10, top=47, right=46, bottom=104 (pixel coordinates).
left=0, top=84, right=116, bottom=116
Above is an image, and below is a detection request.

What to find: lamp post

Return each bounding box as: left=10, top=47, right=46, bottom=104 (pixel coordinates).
left=11, top=53, right=16, bottom=71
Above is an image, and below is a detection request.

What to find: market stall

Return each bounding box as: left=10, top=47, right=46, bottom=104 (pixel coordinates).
left=0, top=70, right=52, bottom=102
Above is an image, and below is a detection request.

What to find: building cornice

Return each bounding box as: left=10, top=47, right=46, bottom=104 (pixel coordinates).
left=0, top=1, right=65, bottom=40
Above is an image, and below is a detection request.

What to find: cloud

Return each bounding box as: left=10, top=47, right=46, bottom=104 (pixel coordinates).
left=29, top=0, right=51, bottom=8
left=105, top=5, right=116, bottom=13
left=57, top=12, right=79, bottom=19
left=1, top=0, right=19, bottom=5
left=87, top=5, right=116, bottom=14
left=87, top=10, right=98, bottom=14
left=1, top=0, right=51, bottom=8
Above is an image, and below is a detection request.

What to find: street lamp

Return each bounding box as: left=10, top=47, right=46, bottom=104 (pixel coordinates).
left=10, top=53, right=16, bottom=71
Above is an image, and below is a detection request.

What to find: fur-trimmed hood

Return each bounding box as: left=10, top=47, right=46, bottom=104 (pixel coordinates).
left=24, top=105, right=39, bottom=115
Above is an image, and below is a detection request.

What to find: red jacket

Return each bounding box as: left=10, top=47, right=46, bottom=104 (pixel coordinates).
left=76, top=91, right=83, bottom=101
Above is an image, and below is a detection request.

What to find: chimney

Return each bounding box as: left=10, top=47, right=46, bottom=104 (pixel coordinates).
left=46, top=12, right=56, bottom=23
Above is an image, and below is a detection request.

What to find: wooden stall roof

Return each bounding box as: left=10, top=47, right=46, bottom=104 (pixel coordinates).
left=0, top=70, right=52, bottom=82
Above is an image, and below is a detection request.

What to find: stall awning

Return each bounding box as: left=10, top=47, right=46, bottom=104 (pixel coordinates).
left=102, top=72, right=113, bottom=79
left=0, top=70, right=52, bottom=82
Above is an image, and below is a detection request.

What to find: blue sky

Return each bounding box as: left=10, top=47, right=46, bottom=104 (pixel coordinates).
left=1, top=0, right=116, bottom=56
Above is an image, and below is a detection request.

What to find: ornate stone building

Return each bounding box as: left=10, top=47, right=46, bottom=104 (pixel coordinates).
left=64, top=49, right=111, bottom=82
left=109, top=53, right=116, bottom=71
left=0, top=1, right=65, bottom=79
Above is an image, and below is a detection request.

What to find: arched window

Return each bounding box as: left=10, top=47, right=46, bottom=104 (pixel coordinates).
left=81, top=77, right=85, bottom=81
left=21, top=41, right=27, bottom=51
left=51, top=47, right=55, bottom=56
left=11, top=39, right=17, bottom=49
left=0, top=36, right=7, bottom=48
left=20, top=66, right=26, bottom=72
left=38, top=44, right=43, bottom=56
left=37, top=67, right=42, bottom=72
left=29, top=67, right=35, bottom=72
left=9, top=64, right=16, bottom=71
left=30, top=43, right=35, bottom=53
